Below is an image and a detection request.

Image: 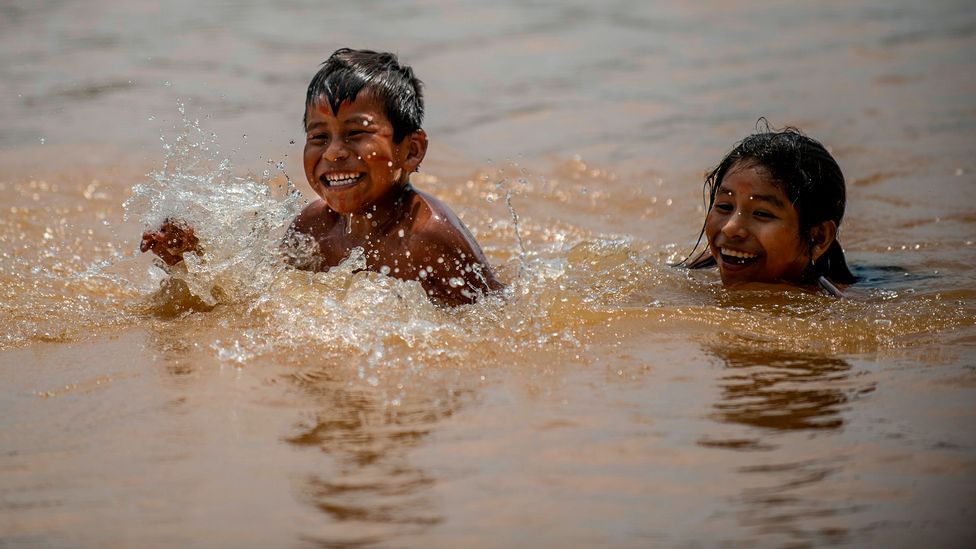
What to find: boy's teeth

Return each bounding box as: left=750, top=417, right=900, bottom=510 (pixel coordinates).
left=325, top=173, right=359, bottom=186
left=721, top=247, right=757, bottom=259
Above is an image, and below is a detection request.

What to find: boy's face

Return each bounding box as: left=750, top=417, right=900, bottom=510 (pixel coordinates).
left=704, top=162, right=810, bottom=286
left=303, top=94, right=426, bottom=214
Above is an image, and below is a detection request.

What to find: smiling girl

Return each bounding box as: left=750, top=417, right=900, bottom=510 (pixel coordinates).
left=681, top=126, right=857, bottom=295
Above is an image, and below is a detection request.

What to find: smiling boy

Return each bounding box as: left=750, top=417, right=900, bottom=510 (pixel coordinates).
left=141, top=48, right=502, bottom=306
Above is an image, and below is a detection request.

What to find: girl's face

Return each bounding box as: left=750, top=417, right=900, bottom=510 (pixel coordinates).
left=705, top=162, right=810, bottom=287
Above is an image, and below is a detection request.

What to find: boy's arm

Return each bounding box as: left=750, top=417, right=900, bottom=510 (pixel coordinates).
left=410, top=205, right=504, bottom=306
left=415, top=233, right=502, bottom=306
left=140, top=219, right=200, bottom=266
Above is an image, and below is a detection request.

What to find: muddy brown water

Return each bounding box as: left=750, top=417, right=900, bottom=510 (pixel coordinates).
left=1, top=1, right=975, bottom=546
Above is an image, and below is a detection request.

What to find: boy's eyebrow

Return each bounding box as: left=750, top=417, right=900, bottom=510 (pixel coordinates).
left=343, top=113, right=374, bottom=124
left=716, top=185, right=786, bottom=208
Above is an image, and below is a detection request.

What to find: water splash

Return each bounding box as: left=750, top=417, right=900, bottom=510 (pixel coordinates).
left=123, top=101, right=304, bottom=305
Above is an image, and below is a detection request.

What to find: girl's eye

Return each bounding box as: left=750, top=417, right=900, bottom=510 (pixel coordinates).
left=308, top=134, right=328, bottom=143
left=713, top=203, right=734, bottom=213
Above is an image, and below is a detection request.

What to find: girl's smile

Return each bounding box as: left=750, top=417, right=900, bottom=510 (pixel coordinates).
left=705, top=162, right=810, bottom=286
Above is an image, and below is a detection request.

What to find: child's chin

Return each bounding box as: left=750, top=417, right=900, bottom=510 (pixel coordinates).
left=718, top=270, right=757, bottom=287
left=323, top=197, right=369, bottom=214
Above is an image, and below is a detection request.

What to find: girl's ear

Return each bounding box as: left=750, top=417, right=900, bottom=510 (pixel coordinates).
left=401, top=129, right=428, bottom=173
left=809, top=220, right=837, bottom=263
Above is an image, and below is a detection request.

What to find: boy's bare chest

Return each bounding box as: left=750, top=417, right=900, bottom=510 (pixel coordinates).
left=312, top=229, right=431, bottom=280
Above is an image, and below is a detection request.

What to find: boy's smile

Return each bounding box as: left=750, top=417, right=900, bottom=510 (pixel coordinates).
left=704, top=162, right=810, bottom=286
left=303, top=94, right=425, bottom=214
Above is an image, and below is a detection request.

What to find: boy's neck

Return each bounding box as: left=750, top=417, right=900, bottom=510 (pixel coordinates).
left=343, top=183, right=414, bottom=240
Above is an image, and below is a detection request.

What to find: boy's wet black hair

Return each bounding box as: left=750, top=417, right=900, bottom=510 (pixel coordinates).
left=681, top=121, right=857, bottom=285
left=303, top=48, right=424, bottom=143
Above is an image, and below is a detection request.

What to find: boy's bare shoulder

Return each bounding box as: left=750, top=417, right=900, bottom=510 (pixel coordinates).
left=407, top=189, right=480, bottom=251
left=405, top=188, right=503, bottom=298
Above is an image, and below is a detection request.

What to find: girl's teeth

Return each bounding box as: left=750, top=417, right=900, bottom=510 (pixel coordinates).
left=721, top=248, right=757, bottom=259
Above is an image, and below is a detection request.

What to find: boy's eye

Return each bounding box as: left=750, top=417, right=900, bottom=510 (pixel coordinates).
left=308, top=133, right=328, bottom=142
left=754, top=210, right=777, bottom=219
left=713, top=203, right=734, bottom=213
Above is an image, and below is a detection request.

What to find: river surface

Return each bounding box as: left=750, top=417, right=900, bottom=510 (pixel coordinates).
left=1, top=1, right=975, bottom=547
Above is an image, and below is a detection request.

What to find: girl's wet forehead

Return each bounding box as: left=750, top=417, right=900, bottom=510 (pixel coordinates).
left=718, top=164, right=789, bottom=206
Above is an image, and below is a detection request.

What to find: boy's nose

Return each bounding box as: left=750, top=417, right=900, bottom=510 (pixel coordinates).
left=323, top=141, right=349, bottom=162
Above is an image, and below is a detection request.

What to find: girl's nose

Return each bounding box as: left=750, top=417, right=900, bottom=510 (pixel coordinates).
left=721, top=211, right=749, bottom=239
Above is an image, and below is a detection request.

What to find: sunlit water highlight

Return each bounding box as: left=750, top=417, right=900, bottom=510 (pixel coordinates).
left=4, top=108, right=971, bottom=392
left=2, top=1, right=975, bottom=546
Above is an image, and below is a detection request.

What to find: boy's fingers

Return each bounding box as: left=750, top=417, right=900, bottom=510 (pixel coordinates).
left=140, top=232, right=157, bottom=253
left=139, top=223, right=196, bottom=264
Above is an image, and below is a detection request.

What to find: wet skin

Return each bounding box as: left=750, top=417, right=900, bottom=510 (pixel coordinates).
left=295, top=94, right=502, bottom=305
left=141, top=94, right=502, bottom=306
left=705, top=162, right=834, bottom=288
left=140, top=219, right=199, bottom=267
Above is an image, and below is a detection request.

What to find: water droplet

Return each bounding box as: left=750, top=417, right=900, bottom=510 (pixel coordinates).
left=164, top=80, right=171, bottom=87
left=148, top=115, right=155, bottom=121
left=398, top=229, right=405, bottom=238
left=380, top=265, right=391, bottom=275
left=39, top=137, right=45, bottom=145
left=289, top=139, right=295, bottom=145
left=387, top=161, right=393, bottom=167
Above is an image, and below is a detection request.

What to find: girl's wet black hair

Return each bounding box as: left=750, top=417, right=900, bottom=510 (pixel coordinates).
left=303, top=48, right=424, bottom=143
left=680, top=121, right=857, bottom=285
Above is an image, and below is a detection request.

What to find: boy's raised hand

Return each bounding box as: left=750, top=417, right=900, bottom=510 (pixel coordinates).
left=140, top=219, right=200, bottom=266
